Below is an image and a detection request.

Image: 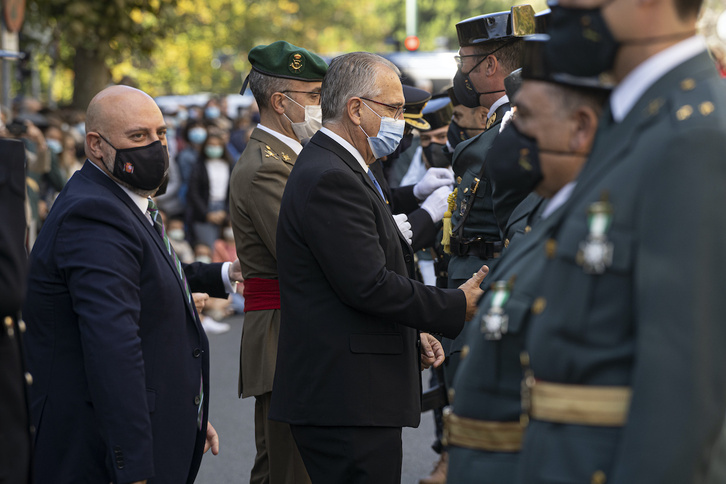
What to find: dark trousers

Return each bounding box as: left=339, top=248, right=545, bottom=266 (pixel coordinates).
left=290, top=425, right=403, bottom=484
left=250, top=392, right=310, bottom=484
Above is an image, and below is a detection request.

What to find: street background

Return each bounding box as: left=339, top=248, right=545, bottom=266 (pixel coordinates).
left=196, top=313, right=440, bottom=484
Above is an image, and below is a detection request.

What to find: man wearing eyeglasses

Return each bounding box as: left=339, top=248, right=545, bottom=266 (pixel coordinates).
left=270, top=52, right=489, bottom=484
left=228, top=41, right=328, bottom=484
left=442, top=4, right=536, bottom=410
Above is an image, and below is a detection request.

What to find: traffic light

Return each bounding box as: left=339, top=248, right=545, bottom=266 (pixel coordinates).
left=404, top=35, right=420, bottom=52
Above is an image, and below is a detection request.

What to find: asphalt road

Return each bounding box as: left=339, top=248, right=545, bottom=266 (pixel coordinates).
left=195, top=313, right=441, bottom=484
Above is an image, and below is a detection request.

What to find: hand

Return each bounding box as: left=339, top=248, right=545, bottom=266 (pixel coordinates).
left=413, top=167, right=455, bottom=200
left=193, top=293, right=209, bottom=314
left=206, top=211, right=226, bottom=224
left=419, top=332, right=444, bottom=370
left=228, top=259, right=243, bottom=283
left=420, top=186, right=453, bottom=223
left=458, top=265, right=489, bottom=321
left=392, top=213, right=412, bottom=245
left=204, top=421, right=220, bottom=455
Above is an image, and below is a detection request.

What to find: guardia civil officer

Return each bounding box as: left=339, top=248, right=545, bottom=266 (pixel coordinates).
left=442, top=5, right=535, bottom=392
left=516, top=0, right=726, bottom=481
left=445, top=36, right=610, bottom=484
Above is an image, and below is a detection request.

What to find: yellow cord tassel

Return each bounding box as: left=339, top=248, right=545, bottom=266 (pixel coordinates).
left=441, top=188, right=458, bottom=254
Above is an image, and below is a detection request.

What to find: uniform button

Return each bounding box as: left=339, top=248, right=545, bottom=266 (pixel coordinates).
left=531, top=297, right=547, bottom=315
left=4, top=316, right=13, bottom=337
left=504, top=238, right=510, bottom=248
left=524, top=225, right=532, bottom=233
left=520, top=351, right=530, bottom=367
left=545, top=239, right=557, bottom=259
left=193, top=348, right=202, bottom=358
left=25, top=372, right=33, bottom=386
left=447, top=388, right=455, bottom=404
left=591, top=470, right=607, bottom=484
left=194, top=395, right=201, bottom=406
left=404, top=254, right=412, bottom=263
left=18, top=320, right=26, bottom=332
left=460, top=345, right=470, bottom=360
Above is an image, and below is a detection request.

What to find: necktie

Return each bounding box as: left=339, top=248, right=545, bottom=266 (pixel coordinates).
left=147, top=199, right=192, bottom=304
left=147, top=199, right=204, bottom=430
left=366, top=169, right=386, bottom=202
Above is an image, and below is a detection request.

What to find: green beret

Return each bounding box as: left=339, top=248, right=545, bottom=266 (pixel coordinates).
left=248, top=40, right=327, bottom=81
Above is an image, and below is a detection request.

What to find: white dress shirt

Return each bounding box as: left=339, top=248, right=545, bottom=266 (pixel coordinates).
left=257, top=123, right=303, bottom=155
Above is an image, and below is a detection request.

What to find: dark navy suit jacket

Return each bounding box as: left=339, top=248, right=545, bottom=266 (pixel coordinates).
left=24, top=161, right=225, bottom=484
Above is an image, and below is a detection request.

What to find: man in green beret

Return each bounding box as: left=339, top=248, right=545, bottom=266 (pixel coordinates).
left=228, top=40, right=327, bottom=484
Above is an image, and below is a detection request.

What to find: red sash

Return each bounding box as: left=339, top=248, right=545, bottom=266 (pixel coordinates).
left=242, top=278, right=280, bottom=312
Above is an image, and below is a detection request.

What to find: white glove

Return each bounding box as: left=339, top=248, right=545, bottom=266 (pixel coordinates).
left=393, top=213, right=413, bottom=245
left=499, top=108, right=514, bottom=133
left=421, top=186, right=453, bottom=224
left=413, top=167, right=455, bottom=200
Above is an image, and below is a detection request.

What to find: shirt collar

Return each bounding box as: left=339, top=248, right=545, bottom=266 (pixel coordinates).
left=320, top=127, right=369, bottom=173
left=256, top=123, right=303, bottom=155
left=541, top=181, right=576, bottom=219
left=611, top=36, right=706, bottom=122
left=89, top=160, right=149, bottom=216
left=487, top=94, right=509, bottom=119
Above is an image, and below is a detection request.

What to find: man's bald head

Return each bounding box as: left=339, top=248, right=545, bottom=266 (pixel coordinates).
left=86, top=85, right=158, bottom=135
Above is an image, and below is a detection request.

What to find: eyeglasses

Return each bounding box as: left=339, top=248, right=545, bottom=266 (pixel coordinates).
left=281, top=90, right=321, bottom=99
left=360, top=97, right=406, bottom=120
left=454, top=53, right=487, bottom=70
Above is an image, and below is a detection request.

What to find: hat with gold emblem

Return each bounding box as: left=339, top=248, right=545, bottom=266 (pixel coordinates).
left=456, top=5, right=536, bottom=47
left=402, top=85, right=432, bottom=131
left=241, top=40, right=328, bottom=93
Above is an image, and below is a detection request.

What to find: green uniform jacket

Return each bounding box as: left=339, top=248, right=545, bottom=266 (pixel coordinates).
left=518, top=51, right=726, bottom=484
left=229, top=127, right=297, bottom=398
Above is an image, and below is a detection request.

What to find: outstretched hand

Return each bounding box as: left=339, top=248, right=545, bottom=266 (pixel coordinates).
left=459, top=265, right=489, bottom=321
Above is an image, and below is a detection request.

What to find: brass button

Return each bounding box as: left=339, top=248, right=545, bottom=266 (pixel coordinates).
left=194, top=395, right=201, bottom=406
left=504, top=238, right=510, bottom=248
left=463, top=187, right=469, bottom=194
left=680, top=78, right=695, bottom=91
left=520, top=351, right=530, bottom=367
left=676, top=104, right=693, bottom=121
left=25, top=372, right=33, bottom=386
left=448, top=388, right=455, bottom=404
left=531, top=297, right=547, bottom=315
left=591, top=470, right=607, bottom=484
left=545, top=239, right=557, bottom=259
left=461, top=345, right=470, bottom=360
left=700, top=101, right=715, bottom=116
left=524, top=225, right=532, bottom=233
left=456, top=176, right=462, bottom=185
left=18, top=320, right=26, bottom=333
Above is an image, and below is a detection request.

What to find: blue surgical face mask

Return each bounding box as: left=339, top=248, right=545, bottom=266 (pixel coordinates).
left=359, top=101, right=405, bottom=159
left=188, top=127, right=207, bottom=145
left=47, top=138, right=63, bottom=154
left=204, top=145, right=224, bottom=159
left=205, top=106, right=221, bottom=119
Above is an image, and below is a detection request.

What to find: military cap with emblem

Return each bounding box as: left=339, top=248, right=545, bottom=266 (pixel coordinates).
left=240, top=40, right=328, bottom=93
left=402, top=84, right=432, bottom=131
left=521, top=34, right=614, bottom=92
left=420, top=94, right=454, bottom=132
left=456, top=5, right=536, bottom=47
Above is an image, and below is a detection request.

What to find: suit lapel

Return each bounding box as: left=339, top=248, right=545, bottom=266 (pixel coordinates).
left=310, top=132, right=411, bottom=248
left=81, top=163, right=199, bottom=321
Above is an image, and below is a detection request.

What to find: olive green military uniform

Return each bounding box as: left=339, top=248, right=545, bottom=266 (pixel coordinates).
left=517, top=50, right=726, bottom=484
left=446, top=197, right=555, bottom=483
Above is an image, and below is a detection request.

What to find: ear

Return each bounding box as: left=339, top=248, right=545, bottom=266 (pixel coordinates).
left=485, top=55, right=499, bottom=77
left=346, top=97, right=364, bottom=126
left=270, top=92, right=287, bottom=115
left=569, top=106, right=599, bottom=153
left=86, top=132, right=105, bottom=160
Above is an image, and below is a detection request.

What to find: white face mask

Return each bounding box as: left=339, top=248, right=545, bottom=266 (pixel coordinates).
left=284, top=94, right=322, bottom=140
left=359, top=101, right=405, bottom=159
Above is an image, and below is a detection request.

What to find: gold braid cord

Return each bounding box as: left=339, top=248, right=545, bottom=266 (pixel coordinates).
left=441, top=188, right=458, bottom=254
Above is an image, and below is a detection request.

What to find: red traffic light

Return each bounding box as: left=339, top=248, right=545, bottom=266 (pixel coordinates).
left=404, top=35, right=420, bottom=51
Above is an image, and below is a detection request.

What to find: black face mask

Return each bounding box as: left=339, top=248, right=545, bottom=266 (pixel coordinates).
left=453, top=42, right=511, bottom=108
left=485, top=123, right=543, bottom=198
left=98, top=135, right=169, bottom=191
left=447, top=120, right=484, bottom=150
left=545, top=4, right=619, bottom=77
left=422, top=142, right=451, bottom=168
left=155, top=173, right=170, bottom=197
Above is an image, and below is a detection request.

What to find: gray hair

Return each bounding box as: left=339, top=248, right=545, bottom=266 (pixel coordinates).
left=248, top=69, right=291, bottom=110
left=321, top=52, right=401, bottom=124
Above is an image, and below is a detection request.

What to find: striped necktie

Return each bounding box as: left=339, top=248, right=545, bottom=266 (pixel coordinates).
left=147, top=198, right=192, bottom=304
